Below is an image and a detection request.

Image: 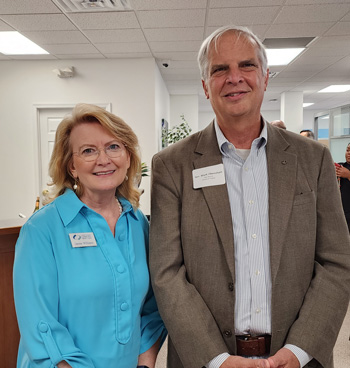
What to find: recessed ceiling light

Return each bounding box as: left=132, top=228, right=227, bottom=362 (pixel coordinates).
left=303, top=103, right=314, bottom=107
left=266, top=48, right=304, bottom=66
left=0, top=31, right=48, bottom=55
left=318, top=85, right=350, bottom=93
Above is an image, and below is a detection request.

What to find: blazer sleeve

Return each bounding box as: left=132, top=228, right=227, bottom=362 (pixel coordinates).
left=13, top=221, right=95, bottom=368
left=285, top=146, right=350, bottom=366
left=149, top=153, right=229, bottom=368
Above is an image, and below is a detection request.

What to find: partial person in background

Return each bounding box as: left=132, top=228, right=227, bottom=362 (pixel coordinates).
left=300, top=129, right=315, bottom=139
left=13, top=104, right=166, bottom=368
left=270, top=120, right=286, bottom=129
left=335, top=143, right=350, bottom=232
left=150, top=25, right=350, bottom=368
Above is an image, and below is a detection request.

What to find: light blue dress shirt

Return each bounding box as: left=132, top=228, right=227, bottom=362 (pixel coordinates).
left=207, top=120, right=311, bottom=368
left=13, top=189, right=166, bottom=368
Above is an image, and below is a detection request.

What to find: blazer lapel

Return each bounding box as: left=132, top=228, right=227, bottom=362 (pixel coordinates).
left=266, top=124, right=298, bottom=284
left=193, top=122, right=235, bottom=278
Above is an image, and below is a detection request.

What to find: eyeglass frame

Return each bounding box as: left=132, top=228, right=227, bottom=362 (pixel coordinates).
left=72, top=141, right=127, bottom=162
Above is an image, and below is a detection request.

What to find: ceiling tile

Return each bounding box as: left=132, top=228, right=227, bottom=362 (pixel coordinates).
left=44, top=43, right=100, bottom=54
left=153, top=51, right=198, bottom=61
left=207, top=7, right=280, bottom=26
left=137, top=9, right=206, bottom=28
left=265, top=23, right=333, bottom=38
left=68, top=11, right=139, bottom=30
left=105, top=52, right=152, bottom=58
left=150, top=40, right=202, bottom=53
left=84, top=29, right=146, bottom=43
left=210, top=0, right=284, bottom=6
left=0, top=19, right=14, bottom=31
left=23, top=30, right=89, bottom=44
left=1, top=14, right=76, bottom=31
left=55, top=54, right=105, bottom=59
left=144, top=27, right=204, bottom=42
left=95, top=42, right=150, bottom=53
left=129, top=0, right=206, bottom=10
left=0, top=0, right=61, bottom=15
left=325, top=22, right=350, bottom=36
left=274, top=4, right=350, bottom=23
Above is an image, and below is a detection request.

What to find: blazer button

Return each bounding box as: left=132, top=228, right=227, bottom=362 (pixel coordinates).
left=223, top=330, right=232, bottom=338
left=228, top=282, right=234, bottom=291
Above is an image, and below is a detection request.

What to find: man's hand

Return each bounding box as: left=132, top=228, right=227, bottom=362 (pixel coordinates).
left=220, top=356, right=270, bottom=368
left=267, top=348, right=299, bottom=368
left=335, top=165, right=350, bottom=179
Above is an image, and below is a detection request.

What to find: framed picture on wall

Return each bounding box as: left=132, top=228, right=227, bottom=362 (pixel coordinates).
left=161, top=118, right=168, bottom=149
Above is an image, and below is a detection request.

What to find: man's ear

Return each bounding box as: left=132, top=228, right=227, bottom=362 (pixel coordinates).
left=202, top=79, right=210, bottom=99
left=264, top=68, right=269, bottom=91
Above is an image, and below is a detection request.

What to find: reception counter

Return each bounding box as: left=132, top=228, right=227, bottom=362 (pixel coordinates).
left=0, top=223, right=23, bottom=367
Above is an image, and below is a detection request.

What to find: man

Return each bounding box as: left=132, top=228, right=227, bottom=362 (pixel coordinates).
left=150, top=25, right=350, bottom=368
left=270, top=120, right=286, bottom=129
left=300, top=129, right=315, bottom=139
left=335, top=143, right=350, bottom=231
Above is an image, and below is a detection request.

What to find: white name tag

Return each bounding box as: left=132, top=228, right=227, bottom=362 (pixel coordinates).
left=192, top=164, right=226, bottom=189
left=69, top=232, right=97, bottom=248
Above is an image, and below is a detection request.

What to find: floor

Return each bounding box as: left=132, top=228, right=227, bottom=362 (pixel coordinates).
left=155, top=305, right=350, bottom=368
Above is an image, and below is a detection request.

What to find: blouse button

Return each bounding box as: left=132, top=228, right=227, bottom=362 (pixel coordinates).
left=117, top=265, right=125, bottom=273
left=39, top=322, right=48, bottom=333
left=120, top=302, right=129, bottom=311
left=118, top=232, right=126, bottom=241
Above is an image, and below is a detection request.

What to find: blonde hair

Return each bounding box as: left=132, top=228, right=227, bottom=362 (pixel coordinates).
left=48, top=103, right=142, bottom=208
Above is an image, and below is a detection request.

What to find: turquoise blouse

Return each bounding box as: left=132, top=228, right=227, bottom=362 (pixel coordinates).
left=13, top=189, right=166, bottom=368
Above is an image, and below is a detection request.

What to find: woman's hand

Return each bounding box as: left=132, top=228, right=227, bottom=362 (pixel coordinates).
left=137, top=338, right=161, bottom=368
left=335, top=165, right=350, bottom=179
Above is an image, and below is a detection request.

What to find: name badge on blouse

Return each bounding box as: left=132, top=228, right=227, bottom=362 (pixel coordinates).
left=69, top=233, right=97, bottom=248
left=192, top=163, right=226, bottom=189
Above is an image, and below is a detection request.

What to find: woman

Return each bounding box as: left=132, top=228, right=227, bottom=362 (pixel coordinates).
left=335, top=142, right=350, bottom=232
left=13, top=104, right=166, bottom=368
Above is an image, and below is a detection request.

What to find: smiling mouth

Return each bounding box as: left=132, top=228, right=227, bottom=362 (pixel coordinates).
left=93, top=170, right=115, bottom=176
left=225, top=92, right=245, bottom=97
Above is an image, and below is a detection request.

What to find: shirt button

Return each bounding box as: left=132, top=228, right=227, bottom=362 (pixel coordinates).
left=256, top=308, right=261, bottom=314
left=249, top=200, right=254, bottom=205
left=244, top=167, right=249, bottom=171
left=118, top=232, right=126, bottom=241
left=120, top=302, right=129, bottom=311
left=117, top=265, right=125, bottom=273
left=229, top=144, right=234, bottom=150
left=255, top=270, right=261, bottom=276
left=223, top=330, right=232, bottom=337
left=252, top=234, right=257, bottom=239
left=228, top=282, right=234, bottom=291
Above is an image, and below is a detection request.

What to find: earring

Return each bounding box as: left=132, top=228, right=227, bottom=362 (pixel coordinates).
left=73, top=180, right=78, bottom=191
left=125, top=175, right=128, bottom=181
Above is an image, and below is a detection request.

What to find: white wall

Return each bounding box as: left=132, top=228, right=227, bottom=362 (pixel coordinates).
left=170, top=95, right=198, bottom=132
left=0, top=58, right=166, bottom=222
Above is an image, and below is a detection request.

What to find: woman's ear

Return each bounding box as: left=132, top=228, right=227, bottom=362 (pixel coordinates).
left=69, top=159, right=78, bottom=179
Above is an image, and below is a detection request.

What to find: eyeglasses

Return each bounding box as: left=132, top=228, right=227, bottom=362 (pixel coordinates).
left=73, top=142, right=126, bottom=162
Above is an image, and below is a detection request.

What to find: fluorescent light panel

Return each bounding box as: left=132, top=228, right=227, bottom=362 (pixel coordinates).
left=0, top=31, right=49, bottom=55
left=318, top=85, right=350, bottom=93
left=266, top=48, right=304, bottom=66
left=303, top=103, right=314, bottom=107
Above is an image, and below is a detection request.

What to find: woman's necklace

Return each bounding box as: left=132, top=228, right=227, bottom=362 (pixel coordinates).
left=116, top=198, right=123, bottom=216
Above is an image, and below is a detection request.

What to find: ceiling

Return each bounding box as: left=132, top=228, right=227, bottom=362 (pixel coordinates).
left=1, top=0, right=350, bottom=113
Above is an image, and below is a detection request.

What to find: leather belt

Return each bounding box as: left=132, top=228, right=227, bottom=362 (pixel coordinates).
left=236, top=334, right=271, bottom=357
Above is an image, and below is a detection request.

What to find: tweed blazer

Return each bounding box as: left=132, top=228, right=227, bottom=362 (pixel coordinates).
left=150, top=120, right=350, bottom=368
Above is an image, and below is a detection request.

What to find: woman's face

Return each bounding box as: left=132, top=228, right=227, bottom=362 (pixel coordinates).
left=346, top=145, right=350, bottom=164
left=69, top=122, right=130, bottom=200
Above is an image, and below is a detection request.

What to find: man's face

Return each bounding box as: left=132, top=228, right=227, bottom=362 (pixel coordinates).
left=202, top=32, right=269, bottom=125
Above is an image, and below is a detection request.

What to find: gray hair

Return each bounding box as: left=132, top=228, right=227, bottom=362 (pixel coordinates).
left=197, top=25, right=268, bottom=83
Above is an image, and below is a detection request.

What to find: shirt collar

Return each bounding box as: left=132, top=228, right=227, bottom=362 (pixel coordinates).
left=214, top=117, right=268, bottom=155
left=55, top=189, right=137, bottom=227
